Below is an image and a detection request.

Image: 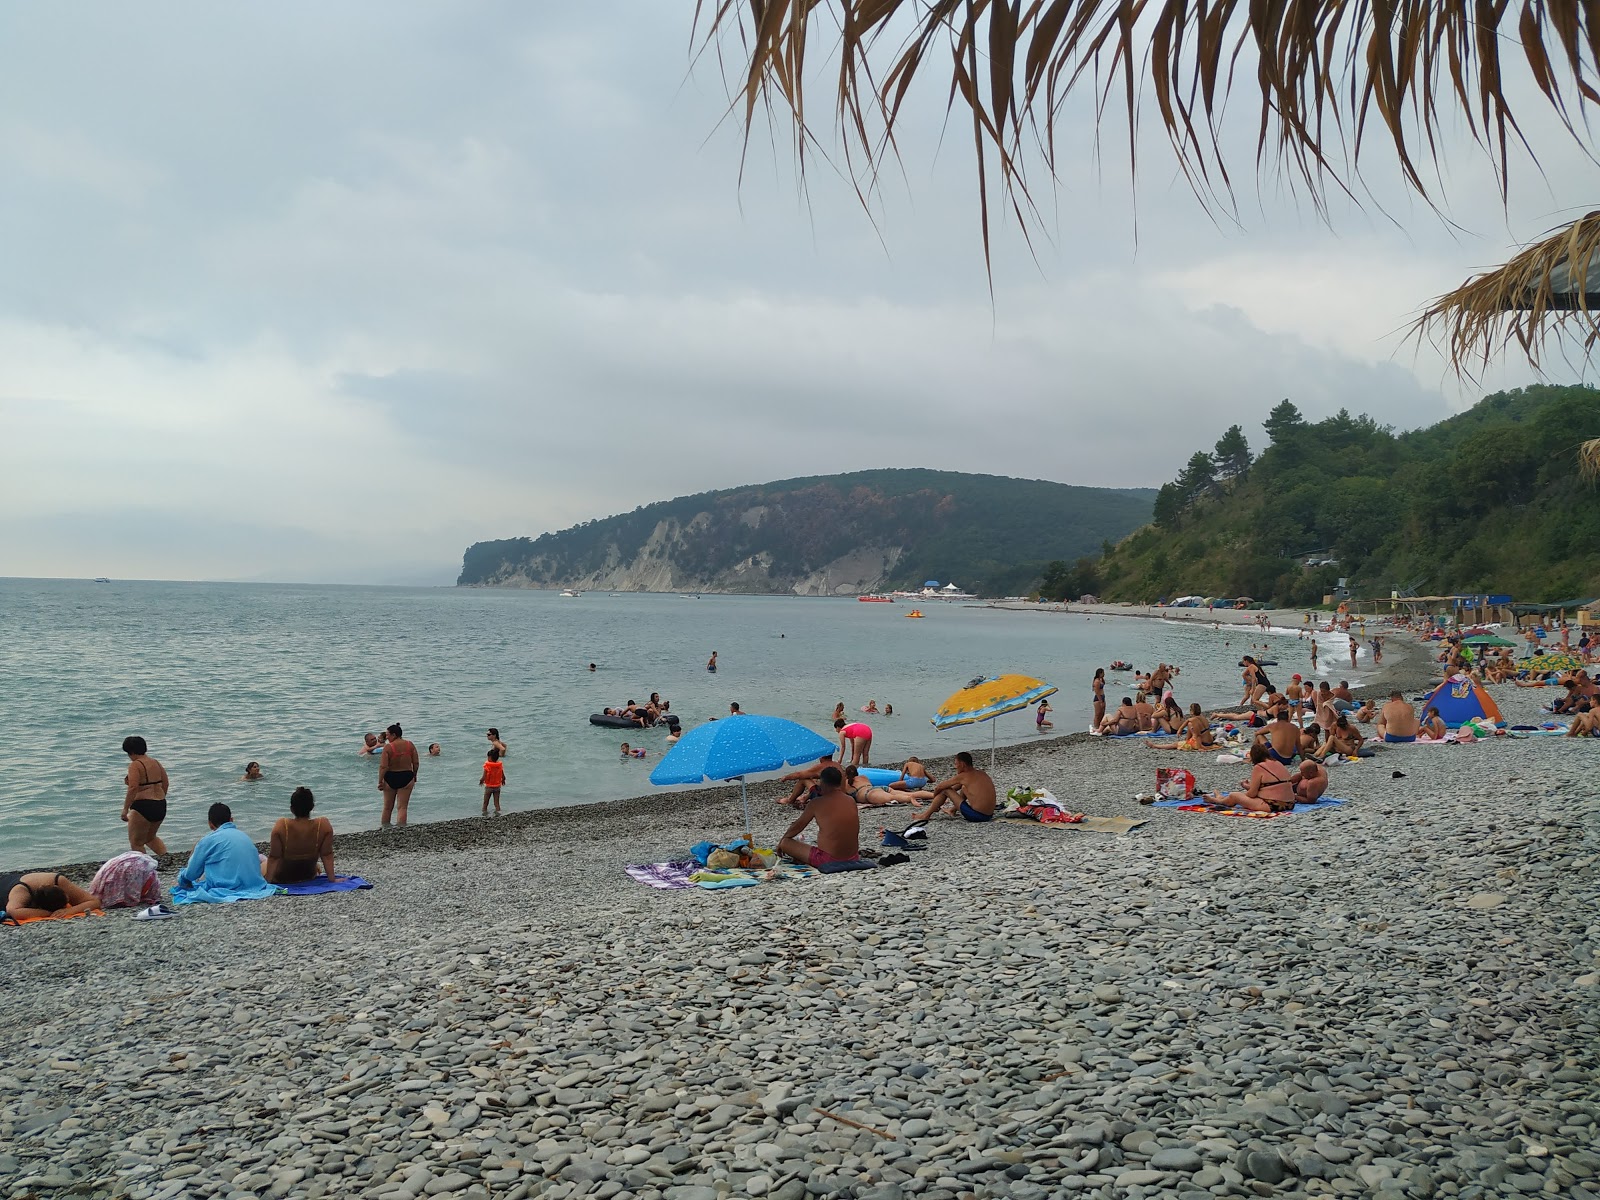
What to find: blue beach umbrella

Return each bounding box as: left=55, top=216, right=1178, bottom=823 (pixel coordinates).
left=649, top=714, right=836, bottom=834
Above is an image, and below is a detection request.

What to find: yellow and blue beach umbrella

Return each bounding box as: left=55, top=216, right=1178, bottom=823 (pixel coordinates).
left=932, top=673, right=1058, bottom=766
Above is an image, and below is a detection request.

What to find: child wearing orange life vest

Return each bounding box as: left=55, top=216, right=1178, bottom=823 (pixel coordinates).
left=479, top=747, right=505, bottom=816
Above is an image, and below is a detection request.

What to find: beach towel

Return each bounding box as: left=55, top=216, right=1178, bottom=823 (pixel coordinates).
left=170, top=880, right=279, bottom=906
left=689, top=864, right=825, bottom=889
left=1003, top=813, right=1148, bottom=835
left=1169, top=796, right=1348, bottom=818
left=625, top=861, right=698, bottom=890
left=279, top=876, right=373, bottom=896
left=2, top=909, right=107, bottom=926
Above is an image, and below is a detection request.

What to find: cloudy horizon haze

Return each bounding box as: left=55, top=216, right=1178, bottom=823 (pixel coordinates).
left=1, top=4, right=1591, bottom=585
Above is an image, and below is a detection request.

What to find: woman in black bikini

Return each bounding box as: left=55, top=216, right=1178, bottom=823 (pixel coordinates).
left=1204, top=744, right=1296, bottom=813
left=121, top=735, right=169, bottom=855
left=1, top=871, right=101, bottom=921
left=378, top=723, right=420, bottom=827
left=1092, top=668, right=1106, bottom=731
left=841, top=766, right=922, bottom=808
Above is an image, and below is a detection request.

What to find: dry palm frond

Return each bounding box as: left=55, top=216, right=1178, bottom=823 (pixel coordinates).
left=694, top=2, right=1600, bottom=228
left=1415, top=211, right=1600, bottom=377
left=1581, top=437, right=1600, bottom=481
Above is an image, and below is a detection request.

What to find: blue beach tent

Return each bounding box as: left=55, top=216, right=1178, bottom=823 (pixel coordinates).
left=1420, top=676, right=1505, bottom=727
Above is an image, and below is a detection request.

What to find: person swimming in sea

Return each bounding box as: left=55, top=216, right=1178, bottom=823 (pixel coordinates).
left=707, top=650, right=718, bottom=672
left=241, top=761, right=264, bottom=781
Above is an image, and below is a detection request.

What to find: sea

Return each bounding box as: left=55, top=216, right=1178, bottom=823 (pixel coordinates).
left=0, top=579, right=1340, bottom=870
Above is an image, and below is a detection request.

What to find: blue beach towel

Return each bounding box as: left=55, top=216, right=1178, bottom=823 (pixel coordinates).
left=279, top=876, right=373, bottom=896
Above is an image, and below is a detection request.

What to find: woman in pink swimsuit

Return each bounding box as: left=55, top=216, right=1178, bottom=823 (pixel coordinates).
left=833, top=718, right=873, bottom=766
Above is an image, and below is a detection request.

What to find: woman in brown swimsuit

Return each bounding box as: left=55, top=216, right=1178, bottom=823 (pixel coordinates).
left=121, top=735, right=169, bottom=855
left=378, top=722, right=420, bottom=827
left=262, top=787, right=336, bottom=883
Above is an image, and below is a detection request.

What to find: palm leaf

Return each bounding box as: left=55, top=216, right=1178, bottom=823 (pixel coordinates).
left=694, top=1, right=1600, bottom=372
left=1415, top=211, right=1600, bottom=377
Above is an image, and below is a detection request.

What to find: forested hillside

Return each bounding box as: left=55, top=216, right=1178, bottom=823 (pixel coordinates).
left=459, top=470, right=1154, bottom=596
left=1069, top=385, right=1600, bottom=605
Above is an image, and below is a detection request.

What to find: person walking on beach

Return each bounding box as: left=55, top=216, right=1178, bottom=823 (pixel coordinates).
left=834, top=718, right=873, bottom=767
left=1349, top=637, right=1359, bottom=670
left=120, top=735, right=169, bottom=856
left=378, top=723, right=420, bottom=828
left=1092, top=668, right=1106, bottom=731
left=1310, top=639, right=1319, bottom=672
left=480, top=747, right=505, bottom=816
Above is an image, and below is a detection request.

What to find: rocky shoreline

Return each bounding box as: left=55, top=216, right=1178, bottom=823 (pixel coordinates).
left=3, top=627, right=1596, bottom=1200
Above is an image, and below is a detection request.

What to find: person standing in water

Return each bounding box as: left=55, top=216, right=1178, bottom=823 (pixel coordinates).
left=707, top=650, right=718, bottom=673
left=378, top=723, right=420, bottom=828
left=121, top=735, right=169, bottom=856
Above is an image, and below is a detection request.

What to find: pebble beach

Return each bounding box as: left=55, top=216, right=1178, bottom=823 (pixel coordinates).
left=2, top=621, right=1597, bottom=1200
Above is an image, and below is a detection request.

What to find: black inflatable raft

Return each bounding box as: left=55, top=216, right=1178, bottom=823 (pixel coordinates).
left=590, top=712, right=681, bottom=731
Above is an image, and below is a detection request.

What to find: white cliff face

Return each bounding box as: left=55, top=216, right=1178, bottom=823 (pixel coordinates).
left=471, top=516, right=906, bottom=594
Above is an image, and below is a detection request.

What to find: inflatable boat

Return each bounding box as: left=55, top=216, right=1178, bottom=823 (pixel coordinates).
left=590, top=712, right=681, bottom=731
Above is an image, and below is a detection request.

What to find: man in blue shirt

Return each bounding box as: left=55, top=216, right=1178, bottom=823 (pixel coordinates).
left=174, top=803, right=277, bottom=904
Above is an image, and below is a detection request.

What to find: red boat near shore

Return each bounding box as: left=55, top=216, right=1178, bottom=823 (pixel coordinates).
left=857, top=595, right=895, bottom=603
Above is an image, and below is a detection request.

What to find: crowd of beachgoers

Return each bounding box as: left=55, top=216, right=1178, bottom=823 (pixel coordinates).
left=4, top=607, right=1597, bottom=1200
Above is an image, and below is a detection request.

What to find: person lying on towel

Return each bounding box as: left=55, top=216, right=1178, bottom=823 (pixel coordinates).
left=2, top=871, right=102, bottom=921
left=777, top=766, right=861, bottom=869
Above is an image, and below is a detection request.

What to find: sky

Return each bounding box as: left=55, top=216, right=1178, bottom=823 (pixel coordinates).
left=1, top=3, right=1593, bottom=584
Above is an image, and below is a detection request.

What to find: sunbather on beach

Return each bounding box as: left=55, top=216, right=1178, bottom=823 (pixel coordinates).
left=261, top=787, right=337, bottom=884
left=1293, top=761, right=1329, bottom=805
left=1132, top=696, right=1157, bottom=731
left=1377, top=692, right=1420, bottom=742
left=1316, top=714, right=1370, bottom=758
left=1350, top=699, right=1377, bottom=723
left=1261, top=710, right=1301, bottom=765
left=1203, top=744, right=1296, bottom=813
left=777, top=754, right=836, bottom=806
left=842, top=766, right=915, bottom=807
left=1565, top=705, right=1600, bottom=737
left=1146, top=704, right=1217, bottom=750
left=1298, top=721, right=1324, bottom=759
left=1097, top=698, right=1138, bottom=735
left=1152, top=695, right=1185, bottom=733
left=176, top=804, right=273, bottom=899
left=777, top=766, right=860, bottom=868
left=1420, top=707, right=1448, bottom=739
left=1, top=871, right=102, bottom=921
left=887, top=757, right=932, bottom=790
left=908, top=752, right=997, bottom=822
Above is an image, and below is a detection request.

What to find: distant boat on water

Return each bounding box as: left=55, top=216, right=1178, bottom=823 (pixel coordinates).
left=858, top=594, right=894, bottom=603
left=93, top=577, right=111, bottom=584
left=559, top=589, right=581, bottom=598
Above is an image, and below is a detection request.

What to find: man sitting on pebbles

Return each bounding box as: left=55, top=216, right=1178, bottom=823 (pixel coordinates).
left=1377, top=692, right=1420, bottom=742
left=777, top=766, right=861, bottom=869
left=907, top=752, right=998, bottom=823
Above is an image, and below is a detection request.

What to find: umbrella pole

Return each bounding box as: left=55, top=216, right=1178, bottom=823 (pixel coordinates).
left=740, top=776, right=752, bottom=841
left=990, top=719, right=997, bottom=770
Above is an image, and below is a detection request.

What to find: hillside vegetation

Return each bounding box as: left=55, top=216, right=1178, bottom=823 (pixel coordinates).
left=459, top=470, right=1154, bottom=596
left=1071, top=385, right=1600, bottom=605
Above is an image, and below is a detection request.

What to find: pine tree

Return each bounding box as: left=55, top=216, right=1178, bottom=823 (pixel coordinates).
left=1213, top=424, right=1253, bottom=479
left=1262, top=399, right=1305, bottom=446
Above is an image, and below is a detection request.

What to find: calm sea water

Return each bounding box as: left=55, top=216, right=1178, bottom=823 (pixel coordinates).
left=0, top=580, right=1318, bottom=869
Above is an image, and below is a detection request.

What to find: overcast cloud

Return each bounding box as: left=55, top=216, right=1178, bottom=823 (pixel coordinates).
left=0, top=3, right=1590, bottom=583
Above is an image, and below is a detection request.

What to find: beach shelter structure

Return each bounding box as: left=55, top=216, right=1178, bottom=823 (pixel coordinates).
left=1420, top=676, right=1505, bottom=728
left=649, top=714, right=835, bottom=834
left=932, top=673, right=1058, bottom=767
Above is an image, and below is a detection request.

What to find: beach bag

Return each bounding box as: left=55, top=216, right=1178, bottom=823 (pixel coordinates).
left=1156, top=767, right=1198, bottom=800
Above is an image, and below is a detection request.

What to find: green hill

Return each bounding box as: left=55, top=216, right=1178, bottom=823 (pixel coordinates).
left=458, top=470, right=1155, bottom=596
left=1080, top=385, right=1600, bottom=605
